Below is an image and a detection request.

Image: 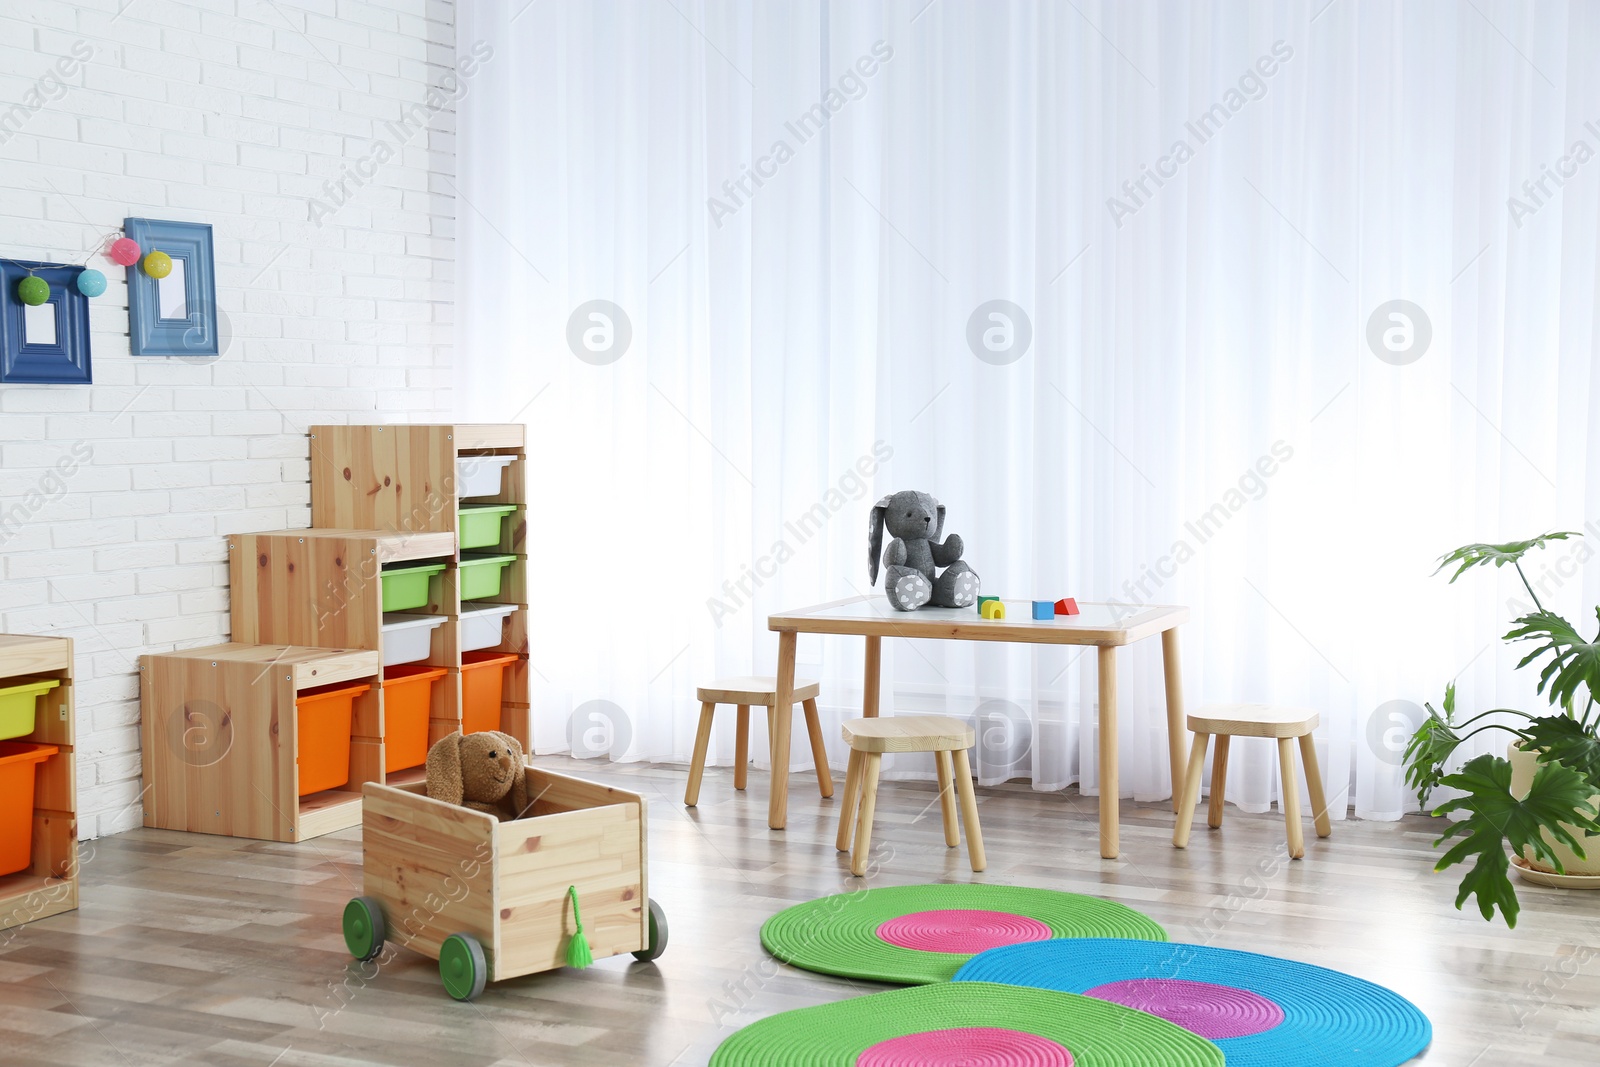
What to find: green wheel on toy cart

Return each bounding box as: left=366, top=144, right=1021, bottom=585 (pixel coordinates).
left=440, top=932, right=488, bottom=1001
left=342, top=896, right=386, bottom=962
left=632, top=899, right=668, bottom=962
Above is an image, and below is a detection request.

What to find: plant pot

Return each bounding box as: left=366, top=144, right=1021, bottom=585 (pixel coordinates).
left=1507, top=741, right=1600, bottom=878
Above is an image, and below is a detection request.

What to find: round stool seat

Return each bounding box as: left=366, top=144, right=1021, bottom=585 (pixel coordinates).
left=1187, top=703, right=1318, bottom=738
left=842, top=714, right=975, bottom=753
left=697, top=675, right=821, bottom=706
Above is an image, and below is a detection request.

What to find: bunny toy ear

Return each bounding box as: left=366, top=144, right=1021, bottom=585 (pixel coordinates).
left=425, top=733, right=465, bottom=806
left=493, top=731, right=530, bottom=817
left=867, top=494, right=892, bottom=585
left=933, top=501, right=946, bottom=543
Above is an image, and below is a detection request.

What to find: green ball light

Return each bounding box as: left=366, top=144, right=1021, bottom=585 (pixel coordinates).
left=17, top=275, right=49, bottom=306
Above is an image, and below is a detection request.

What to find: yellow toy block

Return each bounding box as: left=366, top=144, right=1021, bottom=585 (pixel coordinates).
left=980, top=600, right=1006, bottom=619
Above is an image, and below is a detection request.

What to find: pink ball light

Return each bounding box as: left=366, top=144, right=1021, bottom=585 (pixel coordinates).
left=109, top=237, right=141, bottom=266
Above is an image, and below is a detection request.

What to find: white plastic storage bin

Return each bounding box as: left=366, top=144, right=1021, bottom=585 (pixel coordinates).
left=381, top=613, right=446, bottom=667
left=459, top=604, right=517, bottom=653
left=456, top=455, right=516, bottom=499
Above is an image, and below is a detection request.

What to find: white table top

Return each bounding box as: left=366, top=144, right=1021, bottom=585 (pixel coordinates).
left=769, top=595, right=1187, bottom=646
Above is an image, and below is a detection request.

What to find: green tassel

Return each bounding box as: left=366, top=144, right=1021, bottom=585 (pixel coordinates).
left=565, top=885, right=593, bottom=969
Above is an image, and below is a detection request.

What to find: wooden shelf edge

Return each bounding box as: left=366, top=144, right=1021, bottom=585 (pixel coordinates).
left=295, top=790, right=364, bottom=841
left=0, top=870, right=76, bottom=931
left=0, top=636, right=73, bottom=680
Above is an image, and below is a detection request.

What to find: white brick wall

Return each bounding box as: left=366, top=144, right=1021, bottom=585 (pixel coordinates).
left=0, top=0, right=457, bottom=840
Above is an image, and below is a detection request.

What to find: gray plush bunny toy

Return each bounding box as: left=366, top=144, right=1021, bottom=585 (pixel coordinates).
left=868, top=490, right=981, bottom=611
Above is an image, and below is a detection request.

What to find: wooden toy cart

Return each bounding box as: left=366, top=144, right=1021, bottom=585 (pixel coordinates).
left=342, top=767, right=666, bottom=1000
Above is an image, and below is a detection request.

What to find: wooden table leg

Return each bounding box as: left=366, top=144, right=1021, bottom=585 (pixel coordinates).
left=1161, top=628, right=1185, bottom=814
left=1098, top=644, right=1119, bottom=859
left=768, top=630, right=797, bottom=829
left=862, top=635, right=882, bottom=718
left=734, top=705, right=750, bottom=791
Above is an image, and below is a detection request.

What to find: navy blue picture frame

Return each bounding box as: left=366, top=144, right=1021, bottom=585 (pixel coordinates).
left=0, top=260, right=92, bottom=385
left=125, top=217, right=219, bottom=357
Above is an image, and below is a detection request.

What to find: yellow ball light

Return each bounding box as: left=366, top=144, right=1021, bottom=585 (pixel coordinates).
left=143, top=250, right=172, bottom=279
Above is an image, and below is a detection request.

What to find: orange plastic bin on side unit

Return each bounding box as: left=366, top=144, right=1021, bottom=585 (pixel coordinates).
left=460, top=651, right=519, bottom=735
left=0, top=741, right=58, bottom=877
left=296, top=681, right=371, bottom=796
left=380, top=665, right=448, bottom=773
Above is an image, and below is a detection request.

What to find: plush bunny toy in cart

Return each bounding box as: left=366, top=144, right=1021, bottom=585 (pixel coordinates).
left=868, top=490, right=980, bottom=611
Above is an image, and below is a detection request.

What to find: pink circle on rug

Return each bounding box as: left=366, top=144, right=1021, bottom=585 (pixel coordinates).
left=1084, top=978, right=1285, bottom=1040
left=857, top=1027, right=1074, bottom=1067
left=875, top=909, right=1054, bottom=954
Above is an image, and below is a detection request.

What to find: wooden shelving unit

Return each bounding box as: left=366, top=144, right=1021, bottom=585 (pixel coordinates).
left=138, top=423, right=530, bottom=843
left=307, top=424, right=531, bottom=746
left=139, top=644, right=382, bottom=842
left=0, top=636, right=75, bottom=932
left=228, top=528, right=461, bottom=747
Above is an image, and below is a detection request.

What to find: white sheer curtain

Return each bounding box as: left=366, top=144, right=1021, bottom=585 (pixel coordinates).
left=455, top=0, right=1600, bottom=822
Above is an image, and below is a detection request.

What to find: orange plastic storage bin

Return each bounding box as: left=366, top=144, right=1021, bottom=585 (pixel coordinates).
left=0, top=741, right=58, bottom=877
left=296, top=681, right=370, bottom=796
left=381, top=665, right=448, bottom=773
left=460, top=652, right=518, bottom=735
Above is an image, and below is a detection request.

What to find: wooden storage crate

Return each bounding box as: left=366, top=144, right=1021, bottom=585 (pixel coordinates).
left=139, top=644, right=382, bottom=841
left=345, top=768, right=665, bottom=1000
left=304, top=424, right=531, bottom=747
left=0, top=635, right=76, bottom=932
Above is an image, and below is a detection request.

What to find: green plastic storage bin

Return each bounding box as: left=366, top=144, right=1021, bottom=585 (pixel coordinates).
left=380, top=562, right=447, bottom=612
left=457, top=504, right=517, bottom=551
left=0, top=679, right=60, bottom=741
left=458, top=554, right=516, bottom=601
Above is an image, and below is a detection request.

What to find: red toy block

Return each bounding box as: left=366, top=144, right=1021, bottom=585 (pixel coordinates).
left=1054, top=598, right=1080, bottom=616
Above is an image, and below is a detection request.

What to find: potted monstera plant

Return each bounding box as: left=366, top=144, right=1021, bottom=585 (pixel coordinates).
left=1405, top=532, right=1600, bottom=927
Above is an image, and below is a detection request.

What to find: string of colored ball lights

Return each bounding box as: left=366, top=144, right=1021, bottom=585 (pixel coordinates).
left=10, top=230, right=169, bottom=306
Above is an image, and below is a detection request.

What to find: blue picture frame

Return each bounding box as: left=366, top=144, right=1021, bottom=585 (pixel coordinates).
left=125, top=217, right=219, bottom=357
left=0, top=260, right=92, bottom=384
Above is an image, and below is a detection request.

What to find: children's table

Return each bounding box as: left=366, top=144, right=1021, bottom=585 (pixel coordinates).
left=766, top=596, right=1189, bottom=858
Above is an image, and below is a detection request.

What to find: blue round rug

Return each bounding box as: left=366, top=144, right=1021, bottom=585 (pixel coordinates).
left=953, top=938, right=1431, bottom=1067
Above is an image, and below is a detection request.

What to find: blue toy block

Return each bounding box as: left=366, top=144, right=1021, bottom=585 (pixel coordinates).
left=1031, top=601, right=1054, bottom=620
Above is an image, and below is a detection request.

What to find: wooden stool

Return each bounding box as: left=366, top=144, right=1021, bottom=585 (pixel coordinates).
left=836, top=714, right=985, bottom=877
left=1173, top=704, right=1332, bottom=859
left=684, top=676, right=833, bottom=806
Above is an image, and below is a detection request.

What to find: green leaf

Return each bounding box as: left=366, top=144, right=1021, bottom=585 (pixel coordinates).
left=1439, top=823, right=1518, bottom=926
left=1434, top=531, right=1578, bottom=584
left=1505, top=608, right=1600, bottom=712
left=1405, top=684, right=1461, bottom=809
left=1522, top=715, right=1600, bottom=792
left=1432, top=753, right=1600, bottom=926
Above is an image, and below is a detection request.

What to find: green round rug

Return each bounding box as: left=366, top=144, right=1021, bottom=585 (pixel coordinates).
left=759, top=883, right=1166, bottom=985
left=708, top=981, right=1224, bottom=1066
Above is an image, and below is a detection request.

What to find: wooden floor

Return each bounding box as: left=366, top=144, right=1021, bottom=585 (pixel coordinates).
left=2, top=755, right=1598, bottom=1066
